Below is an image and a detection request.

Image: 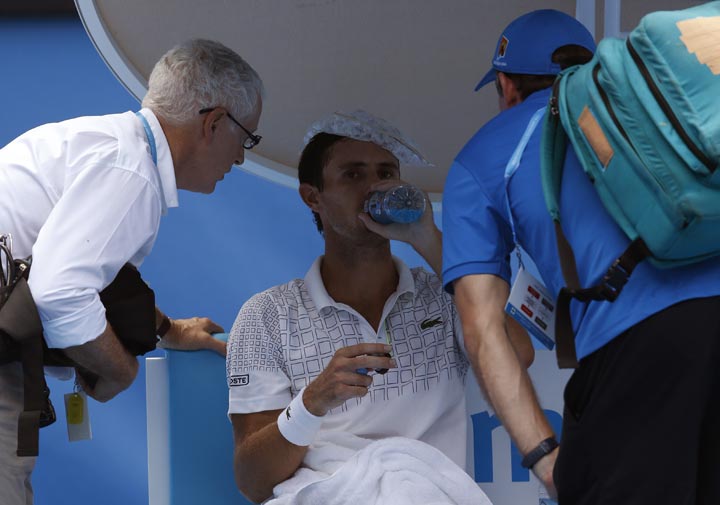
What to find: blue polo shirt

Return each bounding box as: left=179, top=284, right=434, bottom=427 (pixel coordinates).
left=442, top=88, right=720, bottom=360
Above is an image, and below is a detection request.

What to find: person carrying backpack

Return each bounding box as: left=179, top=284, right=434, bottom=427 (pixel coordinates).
left=442, top=7, right=720, bottom=504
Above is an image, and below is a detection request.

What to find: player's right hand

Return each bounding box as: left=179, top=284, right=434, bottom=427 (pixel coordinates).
left=302, top=343, right=396, bottom=416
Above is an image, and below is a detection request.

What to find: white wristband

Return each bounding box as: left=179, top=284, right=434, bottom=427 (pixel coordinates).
left=277, top=387, right=324, bottom=446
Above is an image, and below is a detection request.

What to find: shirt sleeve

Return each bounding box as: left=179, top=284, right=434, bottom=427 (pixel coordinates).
left=226, top=291, right=293, bottom=415
left=441, top=160, right=514, bottom=294
left=28, top=165, right=161, bottom=349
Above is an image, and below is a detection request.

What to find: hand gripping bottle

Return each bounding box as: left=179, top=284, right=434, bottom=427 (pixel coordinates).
left=363, top=184, right=426, bottom=224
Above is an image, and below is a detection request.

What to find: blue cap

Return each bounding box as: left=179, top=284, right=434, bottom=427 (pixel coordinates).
left=475, top=9, right=596, bottom=91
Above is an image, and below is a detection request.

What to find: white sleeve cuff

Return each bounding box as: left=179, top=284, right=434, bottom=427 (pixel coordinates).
left=41, top=298, right=107, bottom=349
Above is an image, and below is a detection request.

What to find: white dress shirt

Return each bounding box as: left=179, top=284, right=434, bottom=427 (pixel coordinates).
left=0, top=109, right=177, bottom=349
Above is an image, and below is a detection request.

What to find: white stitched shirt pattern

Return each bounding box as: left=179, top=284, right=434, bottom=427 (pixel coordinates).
left=227, top=257, right=470, bottom=466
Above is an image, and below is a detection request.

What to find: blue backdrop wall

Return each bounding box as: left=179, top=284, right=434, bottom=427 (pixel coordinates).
left=0, top=16, right=428, bottom=505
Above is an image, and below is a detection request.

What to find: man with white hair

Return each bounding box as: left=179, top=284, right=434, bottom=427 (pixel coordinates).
left=0, top=39, right=264, bottom=504
left=226, top=110, right=532, bottom=504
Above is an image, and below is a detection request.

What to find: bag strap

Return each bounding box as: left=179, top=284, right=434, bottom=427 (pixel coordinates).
left=540, top=78, right=568, bottom=224
left=542, top=76, right=581, bottom=368
left=541, top=74, right=651, bottom=368
left=0, top=252, right=157, bottom=456
left=553, top=230, right=650, bottom=368
left=0, top=275, right=47, bottom=456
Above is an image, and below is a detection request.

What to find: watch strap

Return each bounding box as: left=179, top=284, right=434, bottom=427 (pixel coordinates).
left=156, top=315, right=171, bottom=339
left=521, top=436, right=559, bottom=469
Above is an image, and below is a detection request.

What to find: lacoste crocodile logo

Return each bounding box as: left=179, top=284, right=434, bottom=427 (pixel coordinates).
left=420, top=317, right=442, bottom=330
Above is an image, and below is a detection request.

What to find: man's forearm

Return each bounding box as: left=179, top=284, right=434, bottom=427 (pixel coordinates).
left=412, top=226, right=443, bottom=277
left=464, top=316, right=557, bottom=495
left=454, top=274, right=557, bottom=492
left=234, top=419, right=309, bottom=503
left=454, top=275, right=555, bottom=451
left=63, top=322, right=138, bottom=401
left=465, top=318, right=553, bottom=453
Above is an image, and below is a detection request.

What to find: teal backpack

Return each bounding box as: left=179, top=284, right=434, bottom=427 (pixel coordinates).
left=541, top=2, right=720, bottom=367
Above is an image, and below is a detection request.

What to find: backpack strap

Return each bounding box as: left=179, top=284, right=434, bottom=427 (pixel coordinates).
left=541, top=75, right=652, bottom=368
left=541, top=78, right=568, bottom=225
left=542, top=76, right=583, bottom=368
left=554, top=233, right=650, bottom=368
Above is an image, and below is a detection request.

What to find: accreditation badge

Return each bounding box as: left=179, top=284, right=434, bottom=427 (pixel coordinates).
left=505, top=268, right=556, bottom=350
left=64, top=384, right=92, bottom=442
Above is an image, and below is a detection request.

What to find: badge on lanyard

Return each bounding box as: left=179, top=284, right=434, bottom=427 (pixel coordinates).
left=64, top=378, right=92, bottom=442
left=505, top=267, right=556, bottom=350
left=502, top=107, right=556, bottom=349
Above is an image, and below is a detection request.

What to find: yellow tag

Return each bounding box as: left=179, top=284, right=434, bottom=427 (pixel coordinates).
left=66, top=393, right=84, bottom=425
left=64, top=390, right=92, bottom=441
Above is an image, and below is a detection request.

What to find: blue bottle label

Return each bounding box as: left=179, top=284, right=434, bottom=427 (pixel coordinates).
left=364, top=184, right=425, bottom=224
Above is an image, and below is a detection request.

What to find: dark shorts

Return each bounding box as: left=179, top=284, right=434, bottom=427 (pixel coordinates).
left=555, top=296, right=720, bottom=505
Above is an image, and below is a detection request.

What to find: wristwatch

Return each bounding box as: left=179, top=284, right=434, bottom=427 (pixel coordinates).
left=521, top=436, right=559, bottom=469
left=156, top=314, right=171, bottom=339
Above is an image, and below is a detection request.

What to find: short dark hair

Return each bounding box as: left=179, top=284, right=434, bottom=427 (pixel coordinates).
left=496, top=44, right=594, bottom=100
left=297, top=133, right=346, bottom=234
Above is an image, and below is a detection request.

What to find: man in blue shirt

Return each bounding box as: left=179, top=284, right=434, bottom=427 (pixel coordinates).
left=443, top=9, right=720, bottom=504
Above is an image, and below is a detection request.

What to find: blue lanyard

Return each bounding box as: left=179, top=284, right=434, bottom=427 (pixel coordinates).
left=503, top=107, right=546, bottom=260
left=135, top=111, right=157, bottom=165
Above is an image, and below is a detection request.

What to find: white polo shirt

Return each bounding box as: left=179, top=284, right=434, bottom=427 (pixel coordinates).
left=227, top=256, right=470, bottom=467
left=0, top=109, right=177, bottom=349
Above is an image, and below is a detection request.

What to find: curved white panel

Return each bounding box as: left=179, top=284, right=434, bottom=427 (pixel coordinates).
left=74, top=0, right=600, bottom=204
left=75, top=0, right=314, bottom=198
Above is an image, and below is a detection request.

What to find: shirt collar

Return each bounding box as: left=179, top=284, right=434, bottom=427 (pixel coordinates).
left=138, top=108, right=179, bottom=214
left=304, top=255, right=416, bottom=312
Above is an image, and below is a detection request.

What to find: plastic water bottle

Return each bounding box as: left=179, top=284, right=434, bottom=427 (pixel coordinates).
left=363, top=184, right=426, bottom=224
left=538, top=484, right=557, bottom=505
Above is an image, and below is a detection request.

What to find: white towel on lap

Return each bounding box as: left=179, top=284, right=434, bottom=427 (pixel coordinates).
left=267, top=432, right=493, bottom=505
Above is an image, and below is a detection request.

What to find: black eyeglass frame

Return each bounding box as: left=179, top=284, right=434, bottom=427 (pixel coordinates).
left=198, top=107, right=262, bottom=150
